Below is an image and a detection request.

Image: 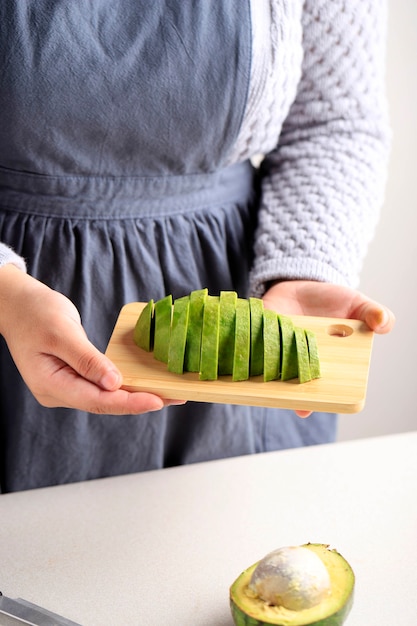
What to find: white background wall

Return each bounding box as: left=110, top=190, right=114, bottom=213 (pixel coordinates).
left=338, top=0, right=417, bottom=441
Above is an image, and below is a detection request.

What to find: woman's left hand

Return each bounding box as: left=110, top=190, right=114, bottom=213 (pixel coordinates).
left=262, top=280, right=395, bottom=417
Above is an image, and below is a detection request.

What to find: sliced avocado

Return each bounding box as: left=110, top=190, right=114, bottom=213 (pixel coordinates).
left=167, top=296, right=190, bottom=374
left=199, top=295, right=220, bottom=380
left=249, top=297, right=264, bottom=377
left=153, top=295, right=172, bottom=363
left=184, top=288, right=208, bottom=372
left=233, top=298, right=250, bottom=382
left=218, top=291, right=237, bottom=376
left=230, top=543, right=355, bottom=626
left=263, top=309, right=280, bottom=382
left=133, top=290, right=320, bottom=386
left=305, top=329, right=321, bottom=380
left=133, top=299, right=154, bottom=352
left=294, top=326, right=311, bottom=383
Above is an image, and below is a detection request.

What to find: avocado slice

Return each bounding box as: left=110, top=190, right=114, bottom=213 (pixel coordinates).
left=199, top=295, right=220, bottom=380
left=305, top=329, right=321, bottom=380
left=263, top=309, right=280, bottom=382
left=153, top=295, right=172, bottom=363
left=133, top=298, right=154, bottom=351
left=167, top=296, right=190, bottom=374
left=278, top=314, right=298, bottom=381
left=294, top=326, right=312, bottom=383
left=233, top=298, right=250, bottom=381
left=230, top=543, right=355, bottom=626
left=184, top=288, right=208, bottom=372
left=249, top=297, right=264, bottom=377
left=218, top=291, right=237, bottom=376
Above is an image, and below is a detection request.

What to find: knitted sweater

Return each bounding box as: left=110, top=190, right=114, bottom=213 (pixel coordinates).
left=0, top=0, right=390, bottom=294
left=243, top=0, right=391, bottom=296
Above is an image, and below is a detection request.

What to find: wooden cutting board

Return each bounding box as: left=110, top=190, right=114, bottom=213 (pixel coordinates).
left=105, top=302, right=375, bottom=414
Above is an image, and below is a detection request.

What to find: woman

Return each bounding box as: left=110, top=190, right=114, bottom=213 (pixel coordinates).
left=0, top=1, right=394, bottom=492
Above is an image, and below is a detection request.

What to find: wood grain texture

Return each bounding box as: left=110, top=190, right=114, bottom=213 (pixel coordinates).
left=105, top=302, right=375, bottom=414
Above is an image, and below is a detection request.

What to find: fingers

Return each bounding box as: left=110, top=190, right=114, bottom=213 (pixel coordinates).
left=37, top=357, right=186, bottom=414
left=35, top=331, right=187, bottom=414
left=38, top=365, right=166, bottom=413
left=34, top=349, right=167, bottom=413
left=19, top=320, right=162, bottom=413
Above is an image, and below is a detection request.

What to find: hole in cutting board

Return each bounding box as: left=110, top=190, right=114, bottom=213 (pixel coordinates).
left=327, top=324, right=353, bottom=338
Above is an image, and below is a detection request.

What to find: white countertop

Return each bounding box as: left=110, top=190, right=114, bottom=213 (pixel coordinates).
left=1, top=431, right=417, bottom=626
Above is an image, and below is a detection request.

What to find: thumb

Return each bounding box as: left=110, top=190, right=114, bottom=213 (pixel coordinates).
left=96, top=360, right=123, bottom=391
left=358, top=301, right=395, bottom=334
left=77, top=347, right=123, bottom=390
left=57, top=324, right=123, bottom=390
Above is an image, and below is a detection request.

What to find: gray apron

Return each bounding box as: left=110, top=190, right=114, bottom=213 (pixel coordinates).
left=0, top=1, right=336, bottom=492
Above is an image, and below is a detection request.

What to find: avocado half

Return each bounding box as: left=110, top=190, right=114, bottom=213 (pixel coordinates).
left=229, top=543, right=354, bottom=626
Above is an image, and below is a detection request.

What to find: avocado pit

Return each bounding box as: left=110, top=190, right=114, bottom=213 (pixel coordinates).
left=249, top=546, right=331, bottom=611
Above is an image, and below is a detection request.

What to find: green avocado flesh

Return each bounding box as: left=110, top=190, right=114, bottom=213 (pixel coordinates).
left=167, top=296, right=190, bottom=374
left=133, top=299, right=154, bottom=352
left=263, top=309, right=281, bottom=382
left=184, top=288, right=207, bottom=372
left=294, top=327, right=311, bottom=384
left=133, top=290, right=321, bottom=384
left=199, top=296, right=221, bottom=381
left=278, top=315, right=297, bottom=381
left=249, top=297, right=264, bottom=377
left=305, top=330, right=321, bottom=380
left=152, top=295, right=172, bottom=363
left=229, top=544, right=355, bottom=626
left=219, top=291, right=237, bottom=376
left=233, top=298, right=251, bottom=382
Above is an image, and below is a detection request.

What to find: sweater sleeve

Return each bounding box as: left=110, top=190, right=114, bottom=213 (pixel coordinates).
left=249, top=0, right=391, bottom=297
left=0, top=243, right=27, bottom=272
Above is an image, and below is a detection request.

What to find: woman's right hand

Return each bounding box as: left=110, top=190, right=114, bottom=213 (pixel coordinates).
left=0, top=264, right=173, bottom=414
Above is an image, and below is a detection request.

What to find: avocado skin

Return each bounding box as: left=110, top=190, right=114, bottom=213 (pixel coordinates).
left=229, top=544, right=354, bottom=626
left=230, top=597, right=354, bottom=626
